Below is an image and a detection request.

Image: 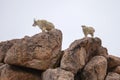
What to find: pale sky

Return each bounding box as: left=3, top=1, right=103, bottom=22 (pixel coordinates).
left=0, top=0, right=120, bottom=56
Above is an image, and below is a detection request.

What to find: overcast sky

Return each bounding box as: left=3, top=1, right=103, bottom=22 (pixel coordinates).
left=0, top=0, right=120, bottom=56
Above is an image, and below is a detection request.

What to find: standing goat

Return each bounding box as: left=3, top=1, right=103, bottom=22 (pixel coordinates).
left=81, top=25, right=95, bottom=37
left=32, top=19, right=55, bottom=32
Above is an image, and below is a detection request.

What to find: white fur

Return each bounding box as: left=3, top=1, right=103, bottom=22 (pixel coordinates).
left=33, top=19, right=55, bottom=32
left=81, top=25, right=95, bottom=37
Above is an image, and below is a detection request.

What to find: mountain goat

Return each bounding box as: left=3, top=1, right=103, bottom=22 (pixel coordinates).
left=81, top=25, right=95, bottom=37
left=32, top=19, right=55, bottom=32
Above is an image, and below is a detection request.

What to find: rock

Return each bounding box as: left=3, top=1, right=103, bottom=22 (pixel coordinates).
left=60, top=37, right=102, bottom=74
left=54, top=50, right=64, bottom=68
left=108, top=55, right=120, bottom=69
left=112, top=66, right=120, bottom=74
left=0, top=63, right=4, bottom=66
left=61, top=47, right=86, bottom=74
left=4, top=29, right=62, bottom=70
left=96, top=46, right=108, bottom=58
left=105, top=72, right=120, bottom=80
left=82, top=56, right=107, bottom=80
left=42, top=68, right=74, bottom=80
left=0, top=39, right=20, bottom=62
left=0, top=64, right=41, bottom=80
left=1, top=27, right=120, bottom=80
left=69, top=37, right=101, bottom=63
left=0, top=63, right=5, bottom=76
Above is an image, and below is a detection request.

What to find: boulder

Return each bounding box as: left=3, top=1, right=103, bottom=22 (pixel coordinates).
left=69, top=37, right=101, bottom=63
left=4, top=29, right=62, bottom=70
left=0, top=64, right=41, bottom=80
left=112, top=66, right=120, bottom=74
left=61, top=47, right=86, bottom=74
left=105, top=72, right=120, bottom=80
left=61, top=37, right=102, bottom=74
left=82, top=56, right=107, bottom=80
left=0, top=39, right=20, bottom=62
left=42, top=68, right=74, bottom=80
left=1, top=27, right=120, bottom=80
left=96, top=46, right=108, bottom=58
left=108, top=55, right=120, bottom=69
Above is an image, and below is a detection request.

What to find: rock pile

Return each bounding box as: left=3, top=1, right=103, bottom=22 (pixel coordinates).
left=0, top=29, right=120, bottom=80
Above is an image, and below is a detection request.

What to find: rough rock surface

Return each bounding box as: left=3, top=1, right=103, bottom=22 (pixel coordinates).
left=1, top=28, right=120, bottom=80
left=105, top=72, right=120, bottom=80
left=82, top=56, right=107, bottom=80
left=42, top=68, right=74, bottom=80
left=0, top=64, right=41, bottom=80
left=112, top=66, right=120, bottom=74
left=96, top=46, right=108, bottom=58
left=68, top=37, right=102, bottom=62
left=0, top=39, right=20, bottom=62
left=60, top=37, right=106, bottom=74
left=107, top=55, right=120, bottom=69
left=4, top=29, right=62, bottom=70
left=61, top=47, right=86, bottom=74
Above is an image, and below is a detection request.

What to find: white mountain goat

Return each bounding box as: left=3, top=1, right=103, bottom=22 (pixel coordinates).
left=32, top=19, right=55, bottom=32
left=81, top=25, right=95, bottom=37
